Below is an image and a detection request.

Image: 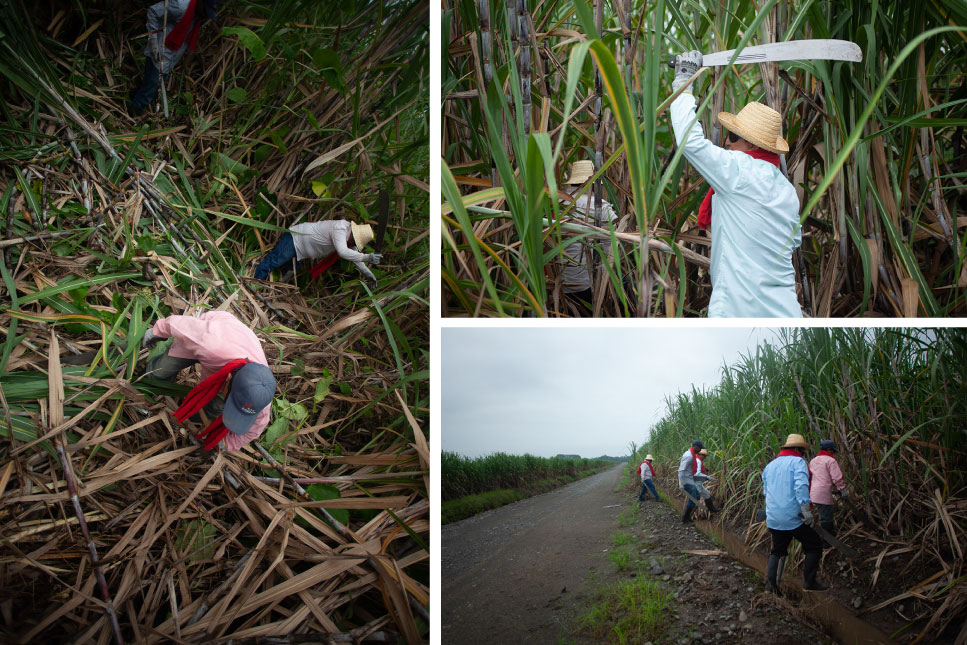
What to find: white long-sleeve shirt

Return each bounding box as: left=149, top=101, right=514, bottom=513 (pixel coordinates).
left=145, top=0, right=193, bottom=74
left=669, top=93, right=802, bottom=318
left=290, top=220, right=368, bottom=270
left=559, top=189, right=618, bottom=293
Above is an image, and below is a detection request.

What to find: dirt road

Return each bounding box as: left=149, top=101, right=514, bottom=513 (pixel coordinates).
left=442, top=464, right=834, bottom=644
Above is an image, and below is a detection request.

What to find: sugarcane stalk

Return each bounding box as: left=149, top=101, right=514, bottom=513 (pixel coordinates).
left=185, top=550, right=253, bottom=626
left=518, top=0, right=531, bottom=135
left=54, top=438, right=125, bottom=645
left=0, top=231, right=77, bottom=248
left=159, top=0, right=170, bottom=118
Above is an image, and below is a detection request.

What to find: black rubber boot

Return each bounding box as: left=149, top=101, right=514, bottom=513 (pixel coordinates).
left=765, top=555, right=783, bottom=596
left=682, top=505, right=694, bottom=524
left=705, top=497, right=717, bottom=513
left=802, top=551, right=829, bottom=591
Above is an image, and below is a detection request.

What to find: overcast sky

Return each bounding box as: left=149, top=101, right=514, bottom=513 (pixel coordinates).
left=442, top=326, right=787, bottom=459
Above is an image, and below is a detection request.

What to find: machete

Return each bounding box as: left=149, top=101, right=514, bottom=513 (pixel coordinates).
left=754, top=509, right=861, bottom=561
left=669, top=39, right=862, bottom=68
left=373, top=189, right=390, bottom=253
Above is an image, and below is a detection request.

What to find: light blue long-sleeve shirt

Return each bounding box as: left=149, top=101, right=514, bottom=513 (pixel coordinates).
left=669, top=92, right=803, bottom=318
left=762, top=455, right=811, bottom=530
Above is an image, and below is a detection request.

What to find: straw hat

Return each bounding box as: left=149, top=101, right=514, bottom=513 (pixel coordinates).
left=781, top=433, right=809, bottom=449
left=699, top=449, right=708, bottom=456
left=717, top=101, right=789, bottom=154
left=563, top=160, right=594, bottom=185
left=644, top=454, right=654, bottom=461
left=351, top=222, right=374, bottom=250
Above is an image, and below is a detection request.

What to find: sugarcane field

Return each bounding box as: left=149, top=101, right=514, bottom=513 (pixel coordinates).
left=440, top=327, right=967, bottom=644
left=0, top=1, right=429, bottom=643
left=441, top=0, right=967, bottom=317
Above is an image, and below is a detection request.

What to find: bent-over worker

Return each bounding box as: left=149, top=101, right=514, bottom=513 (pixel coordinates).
left=669, top=50, right=802, bottom=317
left=638, top=454, right=660, bottom=502
left=809, top=439, right=848, bottom=541
left=695, top=447, right=717, bottom=513
left=558, top=160, right=618, bottom=316
left=762, top=433, right=828, bottom=594
left=142, top=310, right=275, bottom=451
left=254, top=220, right=381, bottom=287
left=130, top=0, right=217, bottom=116
left=678, top=440, right=711, bottom=523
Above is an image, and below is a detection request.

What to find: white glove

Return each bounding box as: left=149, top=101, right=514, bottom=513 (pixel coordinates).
left=672, top=50, right=703, bottom=93
left=149, top=36, right=162, bottom=63
left=838, top=488, right=848, bottom=500
left=364, top=253, right=383, bottom=265
left=799, top=504, right=815, bottom=527
left=360, top=266, right=377, bottom=288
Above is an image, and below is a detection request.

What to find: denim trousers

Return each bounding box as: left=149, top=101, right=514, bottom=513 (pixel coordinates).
left=638, top=479, right=659, bottom=501
left=682, top=483, right=701, bottom=512
left=254, top=233, right=296, bottom=279
left=131, top=57, right=168, bottom=114
left=769, top=523, right=823, bottom=556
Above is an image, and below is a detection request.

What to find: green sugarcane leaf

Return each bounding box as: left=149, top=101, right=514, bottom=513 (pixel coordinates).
left=221, top=26, right=266, bottom=61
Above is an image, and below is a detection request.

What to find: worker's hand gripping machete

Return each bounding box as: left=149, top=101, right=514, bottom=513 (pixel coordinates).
left=669, top=39, right=862, bottom=68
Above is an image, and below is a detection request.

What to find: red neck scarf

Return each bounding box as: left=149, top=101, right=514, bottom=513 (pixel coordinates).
left=777, top=448, right=804, bottom=459
left=642, top=460, right=655, bottom=477
left=174, top=358, right=249, bottom=450
left=690, top=447, right=700, bottom=474
left=818, top=450, right=836, bottom=460
left=696, top=149, right=781, bottom=230
left=309, top=252, right=339, bottom=280
left=164, top=0, right=201, bottom=52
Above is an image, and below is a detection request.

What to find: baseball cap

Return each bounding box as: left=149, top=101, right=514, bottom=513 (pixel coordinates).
left=222, top=362, right=276, bottom=435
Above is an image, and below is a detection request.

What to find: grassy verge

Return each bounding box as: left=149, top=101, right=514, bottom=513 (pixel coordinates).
left=442, top=465, right=612, bottom=524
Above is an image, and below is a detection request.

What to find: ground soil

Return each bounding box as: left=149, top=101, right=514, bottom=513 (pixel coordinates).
left=442, top=464, right=854, bottom=644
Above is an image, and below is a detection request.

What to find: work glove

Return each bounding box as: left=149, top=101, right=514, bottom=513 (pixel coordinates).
left=360, top=266, right=378, bottom=288
left=364, top=253, right=383, bottom=265
left=142, top=327, right=164, bottom=348
left=672, top=50, right=703, bottom=94
left=149, top=36, right=162, bottom=63
left=799, top=503, right=815, bottom=528
left=837, top=488, right=848, bottom=500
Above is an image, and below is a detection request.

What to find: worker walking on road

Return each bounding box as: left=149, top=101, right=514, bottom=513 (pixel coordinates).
left=762, top=434, right=829, bottom=595
left=668, top=50, right=802, bottom=317
left=254, top=220, right=381, bottom=287
left=696, top=448, right=718, bottom=513
left=809, top=439, right=848, bottom=543
left=638, top=454, right=660, bottom=502
left=678, top=440, right=712, bottom=524
left=142, top=311, right=276, bottom=452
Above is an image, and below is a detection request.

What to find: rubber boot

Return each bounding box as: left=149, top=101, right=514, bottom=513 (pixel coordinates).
left=765, top=555, right=783, bottom=596
left=682, top=505, right=695, bottom=524
left=802, top=551, right=829, bottom=591
left=705, top=497, right=717, bottom=513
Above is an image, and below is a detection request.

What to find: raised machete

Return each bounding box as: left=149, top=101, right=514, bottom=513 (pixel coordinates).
left=670, top=39, right=862, bottom=68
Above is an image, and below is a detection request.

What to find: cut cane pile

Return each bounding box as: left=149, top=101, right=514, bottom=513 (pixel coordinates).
left=0, top=2, right=429, bottom=643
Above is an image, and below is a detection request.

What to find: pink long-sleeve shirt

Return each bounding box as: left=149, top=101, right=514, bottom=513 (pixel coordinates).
left=808, top=453, right=846, bottom=505
left=152, top=311, right=271, bottom=451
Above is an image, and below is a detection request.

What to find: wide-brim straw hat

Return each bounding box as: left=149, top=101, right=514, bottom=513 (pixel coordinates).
left=351, top=222, right=374, bottom=250
left=644, top=454, right=654, bottom=461
left=699, top=449, right=708, bottom=456
left=782, top=433, right=809, bottom=450
left=564, top=160, right=594, bottom=185
left=717, top=101, right=789, bottom=154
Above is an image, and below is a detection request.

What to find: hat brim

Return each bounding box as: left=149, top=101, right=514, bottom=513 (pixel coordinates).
left=563, top=173, right=592, bottom=185
left=717, top=112, right=789, bottom=155
left=222, top=386, right=259, bottom=435
left=782, top=441, right=808, bottom=449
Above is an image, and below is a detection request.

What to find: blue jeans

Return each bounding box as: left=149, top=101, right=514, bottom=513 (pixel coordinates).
left=254, top=233, right=296, bottom=279
left=638, top=479, right=659, bottom=501
left=682, top=483, right=701, bottom=512
left=131, top=57, right=168, bottom=115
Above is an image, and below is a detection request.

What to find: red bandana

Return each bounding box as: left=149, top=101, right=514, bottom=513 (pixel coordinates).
left=174, top=358, right=249, bottom=450
left=777, top=448, right=804, bottom=459
left=164, top=0, right=201, bottom=52
left=696, top=149, right=781, bottom=230
left=690, top=447, right=700, bottom=474
left=309, top=252, right=339, bottom=280
left=818, top=450, right=836, bottom=459
left=640, top=460, right=655, bottom=477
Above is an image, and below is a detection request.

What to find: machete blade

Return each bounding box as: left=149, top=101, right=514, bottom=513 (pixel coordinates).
left=374, top=189, right=390, bottom=253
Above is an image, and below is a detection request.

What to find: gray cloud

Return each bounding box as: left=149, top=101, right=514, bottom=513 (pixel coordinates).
left=442, top=327, right=784, bottom=458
